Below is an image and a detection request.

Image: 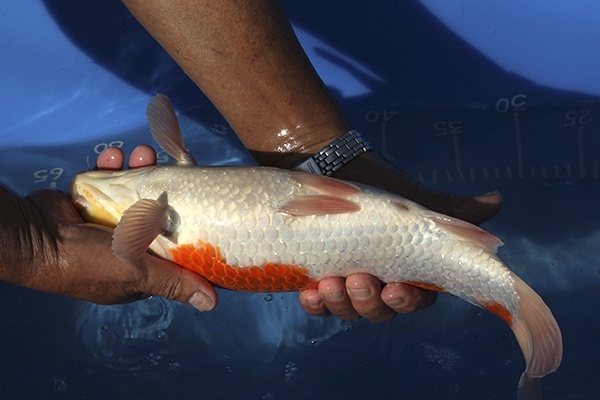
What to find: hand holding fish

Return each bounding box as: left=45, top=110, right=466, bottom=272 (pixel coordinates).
left=0, top=159, right=217, bottom=312
left=0, top=140, right=468, bottom=320
left=95, top=145, right=439, bottom=322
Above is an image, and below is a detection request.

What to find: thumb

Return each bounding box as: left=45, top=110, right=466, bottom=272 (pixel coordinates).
left=139, top=254, right=218, bottom=312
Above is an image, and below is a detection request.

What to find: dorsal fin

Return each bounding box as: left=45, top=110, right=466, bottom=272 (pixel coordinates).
left=422, top=209, right=504, bottom=252
left=146, top=94, right=197, bottom=165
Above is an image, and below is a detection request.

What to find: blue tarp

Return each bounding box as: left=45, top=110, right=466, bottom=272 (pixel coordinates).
left=1, top=1, right=599, bottom=399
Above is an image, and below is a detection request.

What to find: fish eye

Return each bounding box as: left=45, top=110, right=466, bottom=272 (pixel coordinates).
left=163, top=208, right=180, bottom=236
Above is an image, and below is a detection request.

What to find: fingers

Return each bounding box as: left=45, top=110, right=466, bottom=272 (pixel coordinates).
left=128, top=145, right=157, bottom=168
left=345, top=275, right=396, bottom=323
left=299, top=274, right=437, bottom=323
left=57, top=217, right=218, bottom=311
left=424, top=190, right=503, bottom=226
left=333, top=152, right=504, bottom=225
left=300, top=277, right=360, bottom=320
left=139, top=254, right=218, bottom=312
left=381, top=282, right=437, bottom=313
left=96, top=145, right=157, bottom=170
left=96, top=147, right=125, bottom=170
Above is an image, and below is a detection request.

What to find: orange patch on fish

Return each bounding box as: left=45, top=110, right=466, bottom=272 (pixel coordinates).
left=402, top=280, right=447, bottom=293
left=170, top=241, right=318, bottom=292
left=484, top=302, right=513, bottom=326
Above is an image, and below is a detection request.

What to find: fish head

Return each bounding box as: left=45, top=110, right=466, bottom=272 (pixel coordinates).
left=71, top=168, right=151, bottom=228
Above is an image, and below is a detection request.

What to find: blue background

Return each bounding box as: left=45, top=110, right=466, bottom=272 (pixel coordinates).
left=1, top=1, right=599, bottom=399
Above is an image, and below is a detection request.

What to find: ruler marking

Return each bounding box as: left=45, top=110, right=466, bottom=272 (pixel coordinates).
left=453, top=136, right=465, bottom=181
left=381, top=122, right=398, bottom=165
left=514, top=112, right=524, bottom=179
left=578, top=126, right=586, bottom=179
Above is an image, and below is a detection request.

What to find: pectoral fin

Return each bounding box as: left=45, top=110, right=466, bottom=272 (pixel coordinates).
left=112, top=195, right=179, bottom=261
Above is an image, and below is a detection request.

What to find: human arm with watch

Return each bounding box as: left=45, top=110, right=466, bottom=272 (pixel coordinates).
left=121, top=0, right=502, bottom=322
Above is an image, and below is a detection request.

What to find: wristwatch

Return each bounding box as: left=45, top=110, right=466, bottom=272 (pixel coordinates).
left=292, top=130, right=373, bottom=176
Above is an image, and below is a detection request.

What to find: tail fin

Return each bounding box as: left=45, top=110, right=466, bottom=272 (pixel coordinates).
left=510, top=272, right=562, bottom=399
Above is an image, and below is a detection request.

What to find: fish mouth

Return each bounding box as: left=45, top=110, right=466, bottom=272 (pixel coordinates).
left=70, top=178, right=88, bottom=210
left=71, top=193, right=90, bottom=214
left=70, top=177, right=121, bottom=227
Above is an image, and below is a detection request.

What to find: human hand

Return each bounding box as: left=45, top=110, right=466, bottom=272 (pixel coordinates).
left=0, top=146, right=217, bottom=312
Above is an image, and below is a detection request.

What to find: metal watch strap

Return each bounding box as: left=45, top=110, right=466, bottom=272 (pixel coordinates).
left=292, top=130, right=373, bottom=176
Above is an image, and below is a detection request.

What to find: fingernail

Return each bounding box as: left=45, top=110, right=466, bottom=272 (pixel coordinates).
left=322, top=291, right=345, bottom=302
left=306, top=297, right=323, bottom=309
left=189, top=292, right=214, bottom=312
left=475, top=191, right=502, bottom=204
left=348, top=286, right=372, bottom=300
left=385, top=295, right=407, bottom=308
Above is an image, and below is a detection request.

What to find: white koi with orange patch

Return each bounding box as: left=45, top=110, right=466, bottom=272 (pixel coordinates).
left=71, top=94, right=561, bottom=400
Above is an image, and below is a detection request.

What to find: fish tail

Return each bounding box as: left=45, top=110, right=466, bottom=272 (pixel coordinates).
left=510, top=272, right=562, bottom=399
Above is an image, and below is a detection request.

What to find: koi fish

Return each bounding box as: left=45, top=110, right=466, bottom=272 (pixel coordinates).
left=71, top=94, right=561, bottom=399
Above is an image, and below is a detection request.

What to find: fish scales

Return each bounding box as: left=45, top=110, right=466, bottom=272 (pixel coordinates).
left=84, top=163, right=520, bottom=319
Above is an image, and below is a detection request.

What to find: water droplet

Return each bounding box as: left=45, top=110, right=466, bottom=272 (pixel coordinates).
left=156, top=330, right=167, bottom=340
left=284, top=362, right=299, bottom=382
left=169, top=360, right=181, bottom=371
left=421, top=343, right=460, bottom=372
left=147, top=353, right=162, bottom=367
left=264, top=294, right=273, bottom=302
left=308, top=338, right=318, bottom=345
left=50, top=377, right=68, bottom=392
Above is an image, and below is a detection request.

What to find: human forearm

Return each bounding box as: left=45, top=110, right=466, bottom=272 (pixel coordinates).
left=122, top=0, right=349, bottom=167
